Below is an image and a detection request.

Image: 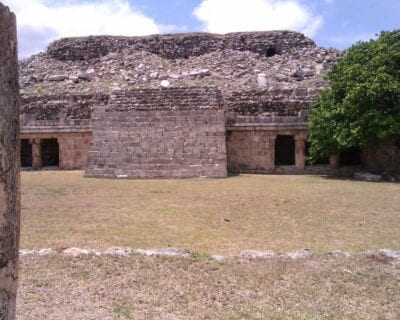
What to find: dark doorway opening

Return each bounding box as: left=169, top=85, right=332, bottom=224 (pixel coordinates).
left=339, top=147, right=361, bottom=166
left=21, top=139, right=33, bottom=167
left=266, top=47, right=277, bottom=57
left=275, top=135, right=295, bottom=166
left=41, top=138, right=59, bottom=167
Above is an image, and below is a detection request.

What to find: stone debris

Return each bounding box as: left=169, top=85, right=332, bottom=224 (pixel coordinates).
left=62, top=247, right=99, bottom=257
left=19, top=32, right=340, bottom=104
left=77, top=72, right=92, bottom=81
left=257, top=73, right=268, bottom=89
left=379, top=249, right=400, bottom=259
left=149, top=71, right=159, bottom=79
left=354, top=172, right=382, bottom=182
left=160, top=80, right=171, bottom=88
left=187, top=68, right=211, bottom=78
left=286, top=249, right=313, bottom=259
left=19, top=248, right=400, bottom=261
left=68, top=75, right=79, bottom=83
left=48, top=74, right=68, bottom=81
left=211, top=255, right=227, bottom=261
left=168, top=73, right=181, bottom=79
left=239, top=250, right=276, bottom=259
left=327, top=250, right=351, bottom=258
left=19, top=249, right=36, bottom=256
left=38, top=248, right=55, bottom=256
left=135, top=248, right=191, bottom=257
left=104, top=247, right=132, bottom=257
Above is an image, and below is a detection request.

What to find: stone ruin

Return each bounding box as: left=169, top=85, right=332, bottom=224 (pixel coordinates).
left=17, top=31, right=353, bottom=178
left=18, top=29, right=400, bottom=177
left=0, top=2, right=20, bottom=319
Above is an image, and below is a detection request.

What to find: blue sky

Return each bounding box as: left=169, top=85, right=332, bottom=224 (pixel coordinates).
left=4, top=0, right=400, bottom=57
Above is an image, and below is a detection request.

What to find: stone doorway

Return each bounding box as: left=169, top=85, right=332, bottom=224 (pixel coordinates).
left=21, top=139, right=33, bottom=167
left=41, top=138, right=59, bottom=167
left=275, top=135, right=295, bottom=166
left=340, top=147, right=361, bottom=166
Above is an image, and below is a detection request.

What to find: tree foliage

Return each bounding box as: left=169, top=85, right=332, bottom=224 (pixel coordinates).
left=308, top=30, right=400, bottom=160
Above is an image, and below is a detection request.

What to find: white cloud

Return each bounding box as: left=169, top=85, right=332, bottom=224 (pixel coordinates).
left=193, top=0, right=322, bottom=37
left=4, top=0, right=161, bottom=57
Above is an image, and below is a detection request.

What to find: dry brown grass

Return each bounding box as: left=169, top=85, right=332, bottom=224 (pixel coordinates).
left=17, top=254, right=400, bottom=319
left=21, top=171, right=400, bottom=255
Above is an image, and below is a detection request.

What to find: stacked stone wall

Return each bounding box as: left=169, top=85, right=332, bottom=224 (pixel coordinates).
left=107, top=87, right=223, bottom=111
left=20, top=132, right=92, bottom=169
left=21, top=93, right=108, bottom=121
left=86, top=88, right=227, bottom=178
left=225, top=88, right=316, bottom=116
left=227, top=131, right=276, bottom=172
left=58, top=132, right=92, bottom=169
left=0, top=3, right=19, bottom=319
left=47, top=31, right=315, bottom=61
left=226, top=129, right=307, bottom=172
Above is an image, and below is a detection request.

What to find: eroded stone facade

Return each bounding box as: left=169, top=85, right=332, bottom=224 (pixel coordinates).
left=0, top=3, right=20, bottom=319
left=18, top=31, right=344, bottom=177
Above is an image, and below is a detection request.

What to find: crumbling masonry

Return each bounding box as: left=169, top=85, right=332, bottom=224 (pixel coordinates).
left=19, top=30, right=396, bottom=177
left=0, top=3, right=20, bottom=319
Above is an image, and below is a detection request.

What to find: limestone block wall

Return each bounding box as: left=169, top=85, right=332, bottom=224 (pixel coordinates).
left=86, top=87, right=227, bottom=178
left=225, top=88, right=317, bottom=116
left=20, top=132, right=92, bottom=169
left=0, top=3, right=20, bottom=319
left=58, top=132, right=92, bottom=169
left=227, top=131, right=277, bottom=172
left=226, top=128, right=308, bottom=173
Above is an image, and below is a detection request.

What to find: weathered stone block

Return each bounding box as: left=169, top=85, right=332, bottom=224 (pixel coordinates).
left=0, top=3, right=19, bottom=319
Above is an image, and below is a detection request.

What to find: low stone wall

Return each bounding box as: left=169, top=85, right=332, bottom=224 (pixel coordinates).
left=47, top=31, right=315, bottom=61
left=0, top=3, right=19, bottom=319
left=86, top=88, right=227, bottom=178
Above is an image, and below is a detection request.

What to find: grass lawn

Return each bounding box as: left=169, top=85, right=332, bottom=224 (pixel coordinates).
left=21, top=171, right=400, bottom=255
left=17, top=254, right=400, bottom=319
left=18, top=171, right=400, bottom=319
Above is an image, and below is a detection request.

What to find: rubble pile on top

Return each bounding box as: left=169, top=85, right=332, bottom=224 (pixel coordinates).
left=19, top=31, right=340, bottom=116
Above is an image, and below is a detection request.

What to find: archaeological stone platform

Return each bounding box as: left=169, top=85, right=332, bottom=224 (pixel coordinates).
left=85, top=87, right=227, bottom=178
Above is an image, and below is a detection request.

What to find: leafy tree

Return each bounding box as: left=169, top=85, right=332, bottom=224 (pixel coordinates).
left=307, top=29, right=400, bottom=161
